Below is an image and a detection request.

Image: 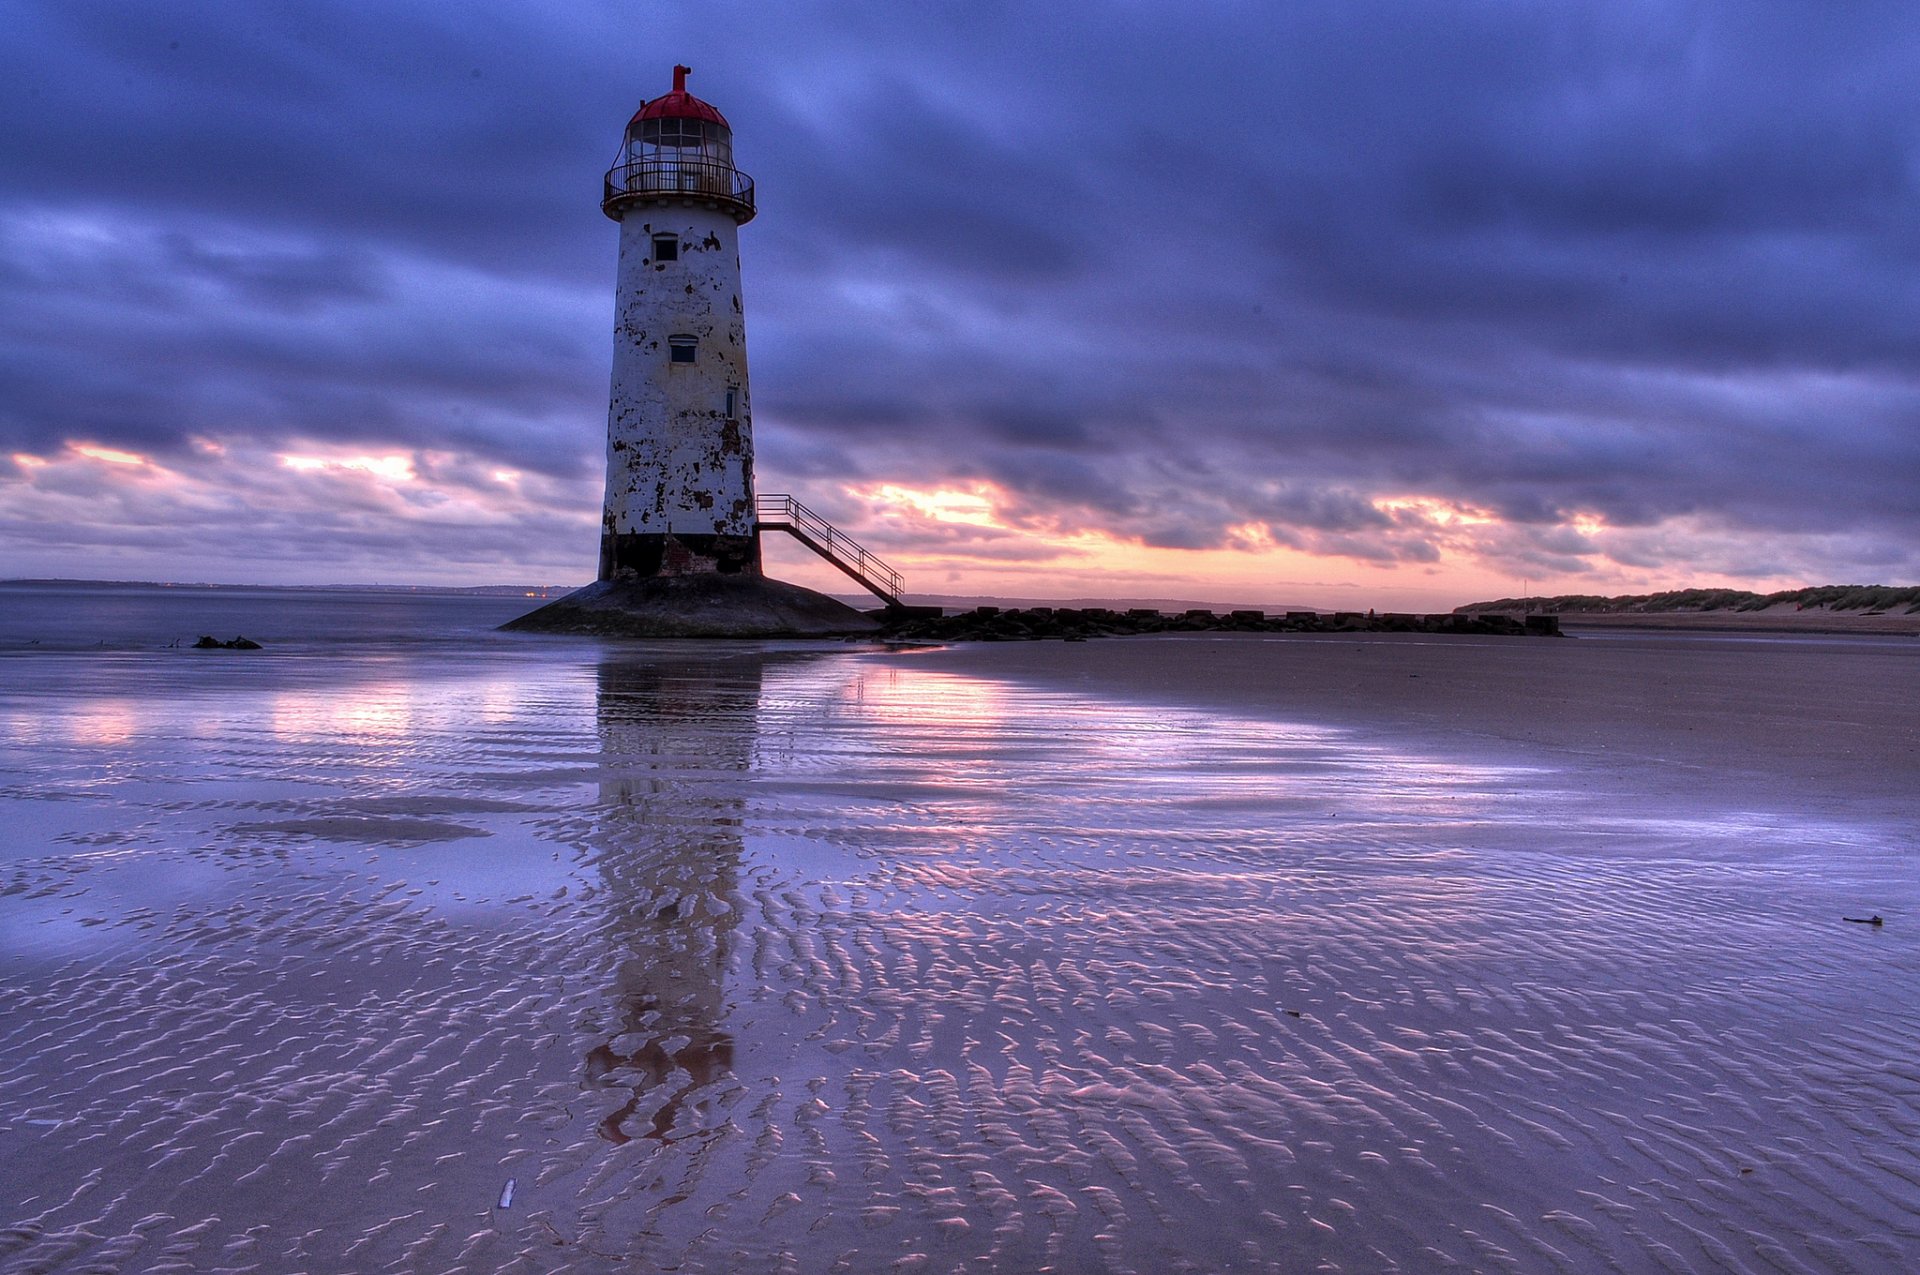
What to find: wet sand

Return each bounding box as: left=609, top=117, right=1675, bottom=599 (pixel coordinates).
left=1549, top=609, right=1920, bottom=637
left=2, top=633, right=1917, bottom=1273
left=912, top=630, right=1920, bottom=815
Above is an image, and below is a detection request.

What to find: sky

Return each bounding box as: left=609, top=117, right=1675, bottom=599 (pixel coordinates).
left=2, top=0, right=1917, bottom=610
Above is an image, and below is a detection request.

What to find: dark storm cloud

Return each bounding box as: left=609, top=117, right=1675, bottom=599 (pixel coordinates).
left=773, top=77, right=1093, bottom=280
left=0, top=2, right=615, bottom=276
left=157, top=234, right=388, bottom=313
left=3, top=0, right=1918, bottom=585
left=758, top=1, right=1920, bottom=575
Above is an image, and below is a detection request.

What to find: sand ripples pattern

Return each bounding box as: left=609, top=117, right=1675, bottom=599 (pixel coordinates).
left=2, top=643, right=1916, bottom=1273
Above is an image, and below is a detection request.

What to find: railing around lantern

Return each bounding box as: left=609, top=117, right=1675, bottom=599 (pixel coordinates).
left=603, top=158, right=756, bottom=218
left=756, top=494, right=905, bottom=606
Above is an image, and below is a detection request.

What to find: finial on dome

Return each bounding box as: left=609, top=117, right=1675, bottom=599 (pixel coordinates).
left=673, top=64, right=690, bottom=93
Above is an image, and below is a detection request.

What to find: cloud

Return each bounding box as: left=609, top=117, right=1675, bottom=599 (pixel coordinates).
left=2, top=0, right=1917, bottom=599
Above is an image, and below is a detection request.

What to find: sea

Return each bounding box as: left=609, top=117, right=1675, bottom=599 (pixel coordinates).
left=1, top=581, right=1915, bottom=1273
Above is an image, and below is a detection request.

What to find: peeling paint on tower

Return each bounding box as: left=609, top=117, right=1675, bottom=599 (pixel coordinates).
left=597, top=66, right=760, bottom=582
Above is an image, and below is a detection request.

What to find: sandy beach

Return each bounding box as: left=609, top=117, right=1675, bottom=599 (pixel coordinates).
left=913, top=628, right=1920, bottom=815
left=3, top=593, right=1917, bottom=1273
left=1571, top=610, right=1920, bottom=637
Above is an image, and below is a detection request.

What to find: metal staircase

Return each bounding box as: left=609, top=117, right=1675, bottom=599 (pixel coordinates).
left=755, top=494, right=904, bottom=607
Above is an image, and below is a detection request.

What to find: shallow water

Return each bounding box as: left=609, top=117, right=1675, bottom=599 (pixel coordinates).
left=1, top=588, right=1917, bottom=1273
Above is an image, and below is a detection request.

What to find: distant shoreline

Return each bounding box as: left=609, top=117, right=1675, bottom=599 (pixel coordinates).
left=1457, top=584, right=1920, bottom=637
left=1, top=578, right=574, bottom=599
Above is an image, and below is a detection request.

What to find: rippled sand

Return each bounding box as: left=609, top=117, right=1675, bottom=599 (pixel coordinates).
left=2, top=634, right=1916, bottom=1273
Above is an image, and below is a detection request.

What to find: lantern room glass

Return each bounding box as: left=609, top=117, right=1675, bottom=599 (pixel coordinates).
left=629, top=118, right=734, bottom=167
left=603, top=96, right=756, bottom=223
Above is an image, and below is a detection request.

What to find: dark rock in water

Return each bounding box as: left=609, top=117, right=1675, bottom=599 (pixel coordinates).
left=193, top=635, right=262, bottom=650
left=501, top=574, right=879, bottom=638
left=1843, top=915, right=1885, bottom=926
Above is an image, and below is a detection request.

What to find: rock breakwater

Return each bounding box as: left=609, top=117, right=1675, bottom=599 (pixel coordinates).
left=871, top=605, right=1560, bottom=642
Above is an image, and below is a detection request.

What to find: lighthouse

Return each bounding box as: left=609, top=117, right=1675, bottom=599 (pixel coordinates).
left=509, top=67, right=882, bottom=637
left=600, top=65, right=759, bottom=582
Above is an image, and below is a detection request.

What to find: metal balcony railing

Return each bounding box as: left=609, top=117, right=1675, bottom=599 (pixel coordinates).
left=756, top=494, right=904, bottom=606
left=602, top=158, right=756, bottom=221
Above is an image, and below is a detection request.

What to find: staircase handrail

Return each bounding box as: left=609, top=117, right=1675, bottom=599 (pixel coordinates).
left=755, top=493, right=904, bottom=603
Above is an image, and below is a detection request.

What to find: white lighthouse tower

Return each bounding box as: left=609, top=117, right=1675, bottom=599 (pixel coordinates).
left=510, top=66, right=882, bottom=637
left=600, top=65, right=759, bottom=581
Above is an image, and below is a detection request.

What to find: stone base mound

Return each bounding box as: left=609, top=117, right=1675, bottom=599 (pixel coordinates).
left=501, top=574, right=880, bottom=638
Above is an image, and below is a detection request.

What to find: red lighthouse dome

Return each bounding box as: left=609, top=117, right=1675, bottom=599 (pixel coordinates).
left=632, top=65, right=730, bottom=128
left=604, top=65, right=755, bottom=224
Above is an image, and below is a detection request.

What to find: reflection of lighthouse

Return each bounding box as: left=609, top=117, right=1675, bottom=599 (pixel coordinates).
left=585, top=655, right=752, bottom=1144
left=506, top=66, right=880, bottom=637
left=600, top=65, right=759, bottom=581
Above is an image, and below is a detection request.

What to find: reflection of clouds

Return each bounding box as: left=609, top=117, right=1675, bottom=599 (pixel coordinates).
left=263, top=670, right=531, bottom=744
left=756, top=657, right=1538, bottom=825
left=463, top=676, right=527, bottom=730
left=739, top=656, right=1602, bottom=952
left=66, top=700, right=141, bottom=747
left=271, top=683, right=413, bottom=741
left=833, top=665, right=1016, bottom=732
left=3, top=698, right=146, bottom=748
left=739, top=657, right=1637, bottom=972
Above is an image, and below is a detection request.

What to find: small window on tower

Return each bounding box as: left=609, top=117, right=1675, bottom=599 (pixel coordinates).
left=668, top=334, right=697, bottom=363
left=724, top=387, right=738, bottom=418
left=652, top=235, right=679, bottom=262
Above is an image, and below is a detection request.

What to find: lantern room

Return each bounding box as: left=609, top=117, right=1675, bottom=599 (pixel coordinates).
left=603, top=65, right=756, bottom=223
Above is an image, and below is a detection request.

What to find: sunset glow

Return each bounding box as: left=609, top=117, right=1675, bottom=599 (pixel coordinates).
left=1, top=4, right=1913, bottom=603
left=70, top=444, right=150, bottom=467
left=5, top=429, right=1849, bottom=606
left=279, top=453, right=416, bottom=483
left=1372, top=497, right=1497, bottom=528
left=749, top=478, right=1531, bottom=609
left=860, top=483, right=1000, bottom=527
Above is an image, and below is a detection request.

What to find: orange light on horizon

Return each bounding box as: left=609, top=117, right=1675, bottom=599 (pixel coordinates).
left=772, top=476, right=1525, bottom=610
